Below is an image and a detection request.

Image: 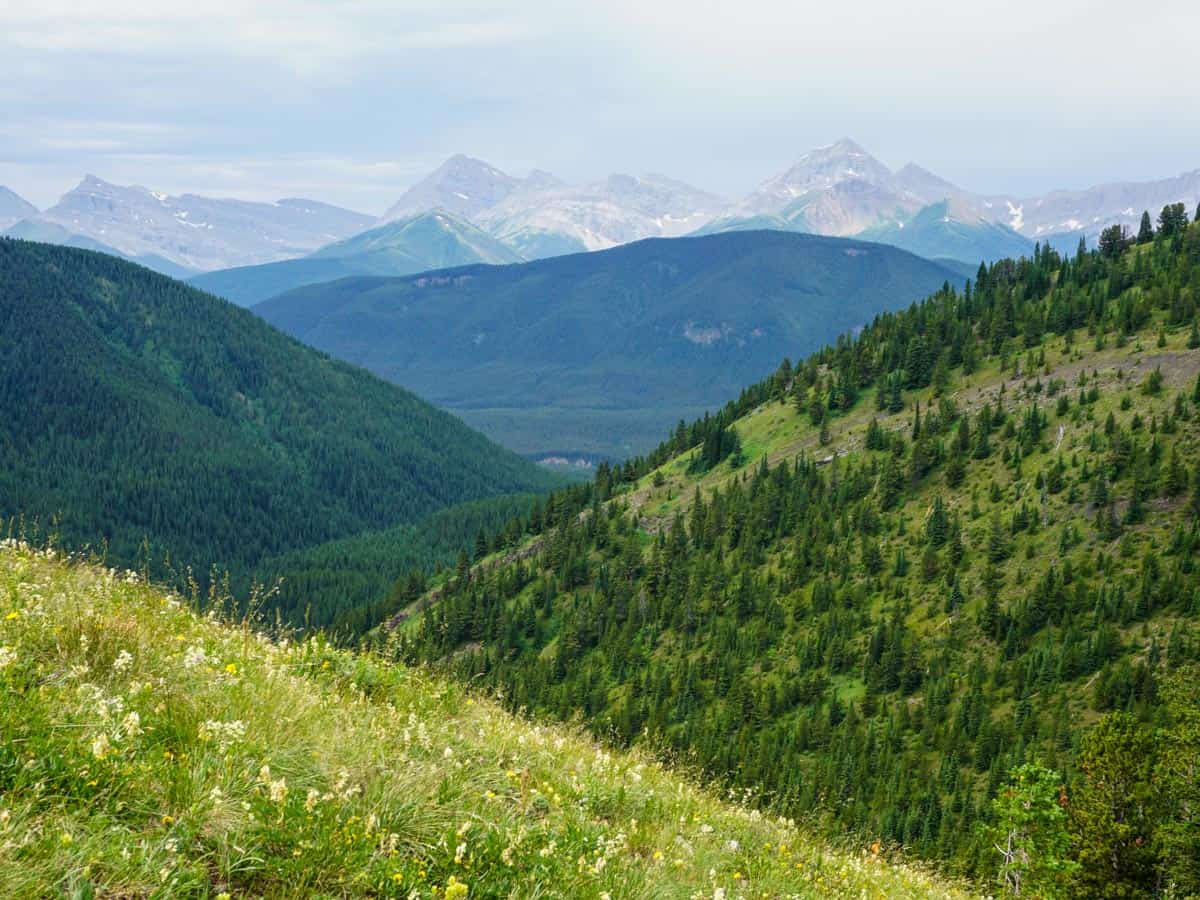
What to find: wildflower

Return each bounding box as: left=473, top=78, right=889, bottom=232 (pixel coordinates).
left=258, top=766, right=288, bottom=804
left=501, top=845, right=514, bottom=866
left=162, top=815, right=175, bottom=825
left=224, top=662, right=238, bottom=676
left=91, top=733, right=111, bottom=760
left=121, top=710, right=142, bottom=738
left=0, top=646, right=15, bottom=669
left=198, top=719, right=246, bottom=754
left=714, top=890, right=726, bottom=900
left=305, top=788, right=320, bottom=812
left=182, top=644, right=209, bottom=668
left=444, top=876, right=469, bottom=900
left=5, top=611, right=18, bottom=620
left=112, top=650, right=133, bottom=672
left=60, top=831, right=73, bottom=846
left=443, top=746, right=454, bottom=759
left=216, top=894, right=231, bottom=900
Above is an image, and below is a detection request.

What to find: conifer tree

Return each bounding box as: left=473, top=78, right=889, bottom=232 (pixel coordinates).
left=1136, top=211, right=1154, bottom=244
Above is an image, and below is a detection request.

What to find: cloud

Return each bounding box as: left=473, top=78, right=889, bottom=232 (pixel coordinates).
left=0, top=2, right=540, bottom=75
left=1, top=1, right=1198, bottom=209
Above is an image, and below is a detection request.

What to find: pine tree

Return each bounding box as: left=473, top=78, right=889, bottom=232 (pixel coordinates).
left=1068, top=714, right=1160, bottom=898
left=990, top=763, right=1077, bottom=897
left=1136, top=211, right=1154, bottom=244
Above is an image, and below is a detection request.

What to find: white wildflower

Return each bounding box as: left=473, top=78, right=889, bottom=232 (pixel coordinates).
left=0, top=647, right=16, bottom=669
left=305, top=788, right=320, bottom=812
left=182, top=644, right=210, bottom=669
left=198, top=719, right=246, bottom=753
left=91, top=733, right=111, bottom=759
left=112, top=650, right=133, bottom=672
left=120, top=710, right=142, bottom=738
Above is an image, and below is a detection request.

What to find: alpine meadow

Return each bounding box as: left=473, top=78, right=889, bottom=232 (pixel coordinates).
left=4, top=3, right=1200, bottom=897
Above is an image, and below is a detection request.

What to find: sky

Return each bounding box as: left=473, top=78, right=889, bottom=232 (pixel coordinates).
left=2, top=0, right=1198, bottom=214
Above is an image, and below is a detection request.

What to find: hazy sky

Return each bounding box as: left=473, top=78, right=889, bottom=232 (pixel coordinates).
left=2, top=0, right=1198, bottom=213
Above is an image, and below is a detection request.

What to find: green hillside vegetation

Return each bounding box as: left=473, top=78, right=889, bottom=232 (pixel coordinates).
left=255, top=230, right=964, bottom=457
left=380, top=213, right=1200, bottom=896
left=0, top=540, right=970, bottom=899
left=0, top=238, right=557, bottom=593
left=189, top=211, right=523, bottom=307
left=253, top=492, right=544, bottom=634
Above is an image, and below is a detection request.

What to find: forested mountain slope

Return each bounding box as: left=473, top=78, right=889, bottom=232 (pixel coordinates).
left=256, top=230, right=963, bottom=457
left=0, top=238, right=557, bottom=584
left=380, top=216, right=1200, bottom=896
left=0, top=540, right=970, bottom=899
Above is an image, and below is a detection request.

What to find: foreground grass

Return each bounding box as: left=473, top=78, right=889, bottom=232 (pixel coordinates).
left=0, top=541, right=970, bottom=898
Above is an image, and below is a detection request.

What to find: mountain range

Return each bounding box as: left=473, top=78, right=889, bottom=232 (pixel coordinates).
left=5, top=140, right=1198, bottom=289
left=254, top=230, right=964, bottom=457
left=3, top=175, right=374, bottom=274
left=188, top=209, right=522, bottom=307
left=0, top=186, right=37, bottom=231
left=351, top=142, right=1196, bottom=266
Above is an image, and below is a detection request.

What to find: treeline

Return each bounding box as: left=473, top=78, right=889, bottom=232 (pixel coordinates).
left=375, top=214, right=1200, bottom=894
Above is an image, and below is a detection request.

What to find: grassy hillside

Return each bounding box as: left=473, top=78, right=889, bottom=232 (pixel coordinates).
left=0, top=238, right=557, bottom=590
left=384, top=223, right=1200, bottom=894
left=0, top=540, right=969, bottom=898
left=255, top=230, right=963, bottom=458
left=190, top=211, right=523, bottom=307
